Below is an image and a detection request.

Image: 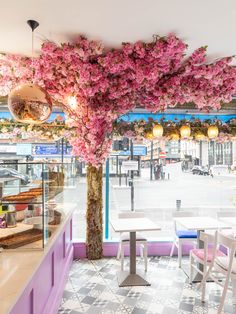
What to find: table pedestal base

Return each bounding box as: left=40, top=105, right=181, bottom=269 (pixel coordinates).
left=117, top=271, right=150, bottom=287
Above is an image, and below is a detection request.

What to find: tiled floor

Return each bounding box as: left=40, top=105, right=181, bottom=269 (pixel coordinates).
left=59, top=257, right=236, bottom=314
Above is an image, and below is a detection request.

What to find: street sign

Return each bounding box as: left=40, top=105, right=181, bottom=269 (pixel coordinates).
left=16, top=144, right=32, bottom=155
left=159, top=151, right=166, bottom=159
left=32, top=144, right=72, bottom=156
left=111, top=145, right=147, bottom=156
left=122, top=161, right=139, bottom=171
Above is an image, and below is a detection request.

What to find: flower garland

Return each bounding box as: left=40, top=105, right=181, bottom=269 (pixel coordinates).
left=1, top=34, right=236, bottom=164
left=0, top=117, right=234, bottom=145
left=0, top=116, right=74, bottom=141
left=112, top=118, right=236, bottom=142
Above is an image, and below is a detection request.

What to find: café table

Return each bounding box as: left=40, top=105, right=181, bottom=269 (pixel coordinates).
left=110, top=217, right=161, bottom=287
left=174, top=216, right=230, bottom=282
left=219, top=217, right=236, bottom=227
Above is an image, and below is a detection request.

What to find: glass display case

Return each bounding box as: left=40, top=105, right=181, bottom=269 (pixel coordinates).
left=0, top=162, right=73, bottom=250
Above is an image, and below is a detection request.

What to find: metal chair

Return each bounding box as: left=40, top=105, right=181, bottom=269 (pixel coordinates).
left=170, top=211, right=198, bottom=268
left=200, top=231, right=236, bottom=314
left=116, top=211, right=148, bottom=271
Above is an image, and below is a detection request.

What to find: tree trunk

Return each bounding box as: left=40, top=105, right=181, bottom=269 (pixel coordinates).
left=86, top=163, right=103, bottom=259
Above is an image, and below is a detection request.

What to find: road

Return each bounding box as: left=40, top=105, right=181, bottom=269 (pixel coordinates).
left=63, top=162, right=236, bottom=239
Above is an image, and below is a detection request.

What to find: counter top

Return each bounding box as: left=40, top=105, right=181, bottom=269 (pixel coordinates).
left=0, top=202, right=76, bottom=314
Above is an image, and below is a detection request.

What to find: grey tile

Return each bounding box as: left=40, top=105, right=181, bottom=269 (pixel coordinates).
left=131, top=307, right=147, bottom=314
left=116, top=288, right=129, bottom=296
left=77, top=287, right=90, bottom=295
left=81, top=296, right=96, bottom=305
left=179, top=302, right=194, bottom=312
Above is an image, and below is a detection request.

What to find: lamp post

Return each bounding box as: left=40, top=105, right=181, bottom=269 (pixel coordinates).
left=146, top=132, right=154, bottom=181
left=150, top=140, right=153, bottom=181
left=130, top=139, right=134, bottom=211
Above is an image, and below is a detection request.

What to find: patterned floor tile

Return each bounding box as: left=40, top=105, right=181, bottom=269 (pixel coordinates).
left=58, top=257, right=236, bottom=313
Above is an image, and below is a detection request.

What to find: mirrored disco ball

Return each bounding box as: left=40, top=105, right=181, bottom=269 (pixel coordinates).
left=8, top=84, right=52, bottom=124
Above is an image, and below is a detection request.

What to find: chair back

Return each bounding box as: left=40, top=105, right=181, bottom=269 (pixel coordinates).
left=172, top=211, right=197, bottom=232
left=118, top=211, right=145, bottom=219
left=211, top=231, right=236, bottom=274
left=199, top=231, right=216, bottom=267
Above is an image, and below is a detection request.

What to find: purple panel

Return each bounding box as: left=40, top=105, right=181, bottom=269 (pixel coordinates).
left=52, top=252, right=55, bottom=287
left=30, top=289, right=34, bottom=314
left=70, top=219, right=72, bottom=241
left=10, top=214, right=73, bottom=314
left=74, top=242, right=194, bottom=259
left=63, top=232, right=66, bottom=258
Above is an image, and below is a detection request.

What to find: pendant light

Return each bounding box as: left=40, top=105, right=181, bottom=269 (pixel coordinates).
left=8, top=20, right=52, bottom=124
left=153, top=124, right=163, bottom=138
left=207, top=125, right=219, bottom=139
left=146, top=132, right=153, bottom=140
left=180, top=125, right=191, bottom=139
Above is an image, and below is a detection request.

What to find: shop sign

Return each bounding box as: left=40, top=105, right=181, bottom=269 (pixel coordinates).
left=0, top=145, right=16, bottom=153
left=122, top=161, right=139, bottom=171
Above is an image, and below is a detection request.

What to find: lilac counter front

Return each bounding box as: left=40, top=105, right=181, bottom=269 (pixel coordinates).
left=0, top=207, right=74, bottom=314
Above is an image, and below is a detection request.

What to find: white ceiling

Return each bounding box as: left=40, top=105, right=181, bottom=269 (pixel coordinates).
left=0, top=0, right=236, bottom=64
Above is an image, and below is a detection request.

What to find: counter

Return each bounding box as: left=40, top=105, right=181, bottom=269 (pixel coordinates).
left=0, top=202, right=75, bottom=314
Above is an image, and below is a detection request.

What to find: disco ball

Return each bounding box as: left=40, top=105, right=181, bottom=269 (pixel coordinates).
left=8, top=84, right=52, bottom=124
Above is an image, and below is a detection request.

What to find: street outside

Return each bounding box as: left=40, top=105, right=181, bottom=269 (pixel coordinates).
left=65, top=162, right=236, bottom=240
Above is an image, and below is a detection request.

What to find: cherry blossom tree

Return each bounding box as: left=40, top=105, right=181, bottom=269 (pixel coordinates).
left=1, top=34, right=236, bottom=259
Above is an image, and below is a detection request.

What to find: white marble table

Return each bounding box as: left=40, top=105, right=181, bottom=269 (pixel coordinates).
left=174, top=216, right=230, bottom=282
left=110, top=217, right=161, bottom=287
left=219, top=217, right=236, bottom=227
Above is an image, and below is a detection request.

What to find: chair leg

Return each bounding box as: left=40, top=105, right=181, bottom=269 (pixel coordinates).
left=200, top=264, right=212, bottom=302
left=121, top=244, right=125, bottom=271
left=170, top=242, right=176, bottom=257
left=232, top=279, right=236, bottom=305
left=117, top=242, right=121, bottom=259
left=178, top=242, right=182, bottom=268
left=140, top=244, right=144, bottom=259
left=189, top=253, right=193, bottom=284
left=143, top=243, right=148, bottom=272
left=217, top=276, right=230, bottom=314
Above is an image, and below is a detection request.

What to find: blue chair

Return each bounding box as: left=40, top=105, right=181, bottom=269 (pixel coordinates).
left=170, top=211, right=198, bottom=268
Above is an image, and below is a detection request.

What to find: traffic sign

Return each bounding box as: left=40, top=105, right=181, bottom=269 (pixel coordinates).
left=159, top=151, right=166, bottom=159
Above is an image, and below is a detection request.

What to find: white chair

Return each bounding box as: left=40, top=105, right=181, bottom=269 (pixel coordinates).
left=189, top=231, right=225, bottom=284
left=170, top=211, right=198, bottom=268
left=201, top=231, right=236, bottom=314
left=117, top=211, right=148, bottom=271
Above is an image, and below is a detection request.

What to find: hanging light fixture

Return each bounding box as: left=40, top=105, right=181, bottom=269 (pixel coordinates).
left=180, top=125, right=191, bottom=139
left=207, top=125, right=219, bottom=139
left=195, top=132, right=205, bottom=141
left=170, top=133, right=180, bottom=141
left=8, top=20, right=52, bottom=124
left=146, top=132, right=153, bottom=140
left=68, top=95, right=77, bottom=109
left=153, top=124, right=163, bottom=138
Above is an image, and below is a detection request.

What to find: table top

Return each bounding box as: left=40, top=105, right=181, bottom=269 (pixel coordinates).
left=174, top=216, right=230, bottom=231
left=110, top=217, right=161, bottom=233
left=219, top=217, right=236, bottom=227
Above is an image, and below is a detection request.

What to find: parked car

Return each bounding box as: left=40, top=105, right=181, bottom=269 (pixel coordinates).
left=191, top=166, right=210, bottom=176
left=0, top=167, right=30, bottom=185
left=191, top=166, right=202, bottom=175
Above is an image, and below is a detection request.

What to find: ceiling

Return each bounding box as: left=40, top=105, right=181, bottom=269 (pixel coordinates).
left=1, top=0, right=236, bottom=64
